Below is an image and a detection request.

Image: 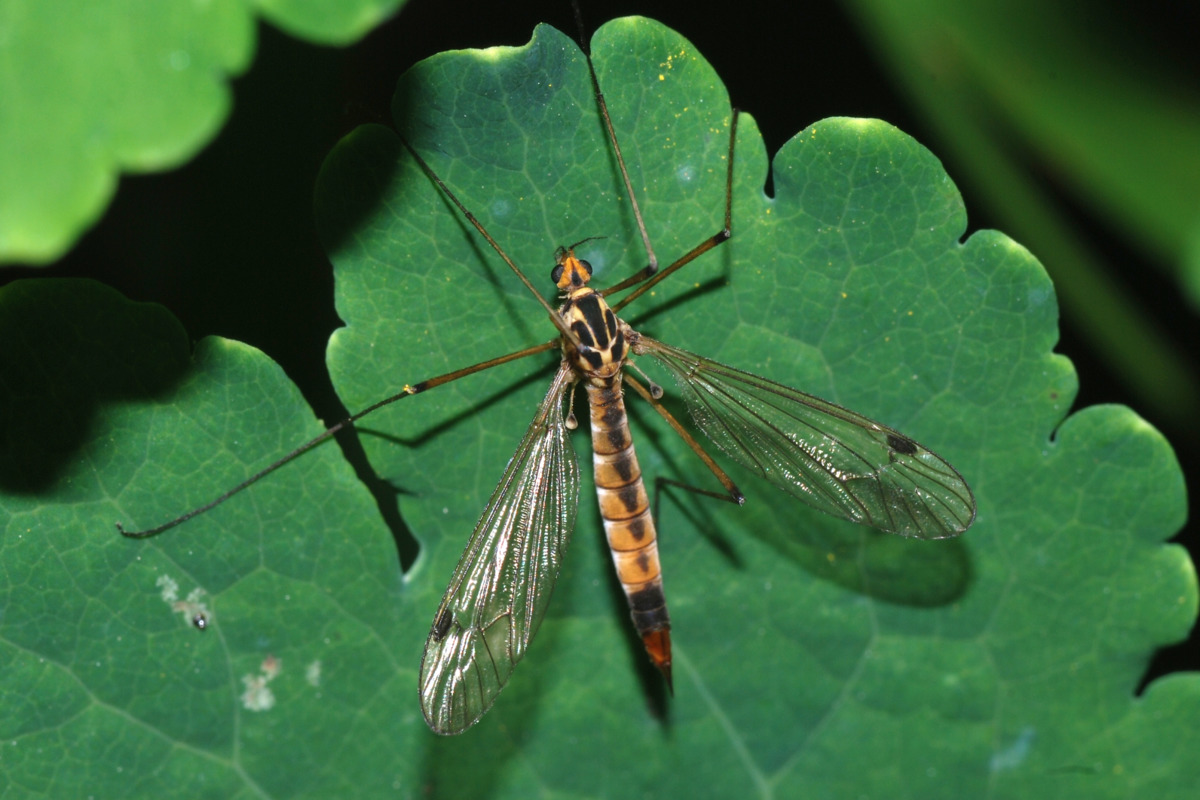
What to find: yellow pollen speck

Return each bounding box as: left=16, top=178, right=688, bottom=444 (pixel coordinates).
left=841, top=292, right=847, bottom=299
left=658, top=74, right=665, bottom=81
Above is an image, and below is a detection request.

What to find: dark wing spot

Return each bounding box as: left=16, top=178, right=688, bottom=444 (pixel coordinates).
left=887, top=433, right=918, bottom=455
left=432, top=609, right=453, bottom=641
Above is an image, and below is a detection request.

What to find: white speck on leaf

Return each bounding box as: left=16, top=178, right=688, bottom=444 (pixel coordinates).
left=240, top=655, right=282, bottom=712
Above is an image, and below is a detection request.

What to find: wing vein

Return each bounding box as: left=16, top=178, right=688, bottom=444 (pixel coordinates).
left=419, top=364, right=580, bottom=734
left=634, top=336, right=975, bottom=539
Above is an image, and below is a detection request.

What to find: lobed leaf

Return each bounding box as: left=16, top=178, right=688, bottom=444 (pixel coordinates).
left=1, top=17, right=1193, bottom=799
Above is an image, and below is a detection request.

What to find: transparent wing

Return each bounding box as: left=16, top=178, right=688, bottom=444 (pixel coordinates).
left=635, top=336, right=975, bottom=539
left=419, top=365, right=579, bottom=735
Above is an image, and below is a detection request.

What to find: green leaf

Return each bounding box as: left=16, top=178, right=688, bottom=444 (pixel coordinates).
left=0, top=0, right=404, bottom=265
left=0, top=279, right=420, bottom=797
left=2, top=16, right=1194, bottom=799
left=257, top=0, right=400, bottom=45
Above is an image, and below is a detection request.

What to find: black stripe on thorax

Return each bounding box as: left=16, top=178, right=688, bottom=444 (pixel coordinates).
left=574, top=293, right=612, bottom=350
left=565, top=292, right=627, bottom=369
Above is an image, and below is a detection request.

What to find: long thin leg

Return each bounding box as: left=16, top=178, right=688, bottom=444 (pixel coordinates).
left=610, top=111, right=739, bottom=312
left=573, top=2, right=658, bottom=276
left=624, top=372, right=745, bottom=570
left=397, top=136, right=575, bottom=344
left=623, top=374, right=744, bottom=505
left=117, top=338, right=559, bottom=538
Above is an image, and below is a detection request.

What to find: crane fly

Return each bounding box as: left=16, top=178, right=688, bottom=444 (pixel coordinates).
left=118, top=17, right=977, bottom=736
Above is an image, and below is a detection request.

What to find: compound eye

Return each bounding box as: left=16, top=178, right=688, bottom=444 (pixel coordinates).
left=551, top=263, right=564, bottom=285
left=578, top=259, right=593, bottom=277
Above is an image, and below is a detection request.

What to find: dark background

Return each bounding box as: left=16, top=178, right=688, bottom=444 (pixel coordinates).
left=5, top=0, right=1197, bottom=685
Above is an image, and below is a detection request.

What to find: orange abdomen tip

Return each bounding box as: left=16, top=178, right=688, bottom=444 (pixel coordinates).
left=641, top=627, right=674, bottom=694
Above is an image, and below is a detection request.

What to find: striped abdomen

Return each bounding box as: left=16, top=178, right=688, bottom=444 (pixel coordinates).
left=585, top=379, right=673, bottom=688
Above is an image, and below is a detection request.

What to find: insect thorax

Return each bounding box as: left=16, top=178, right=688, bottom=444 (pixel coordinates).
left=559, top=288, right=627, bottom=383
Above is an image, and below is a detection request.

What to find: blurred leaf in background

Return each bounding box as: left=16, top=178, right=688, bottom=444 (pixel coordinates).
left=0, top=0, right=404, bottom=264
left=844, top=0, right=1200, bottom=432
